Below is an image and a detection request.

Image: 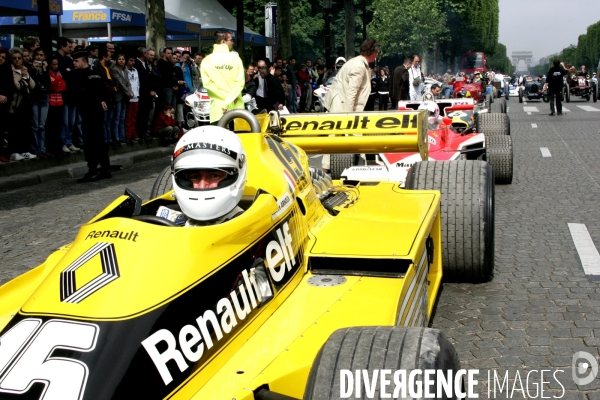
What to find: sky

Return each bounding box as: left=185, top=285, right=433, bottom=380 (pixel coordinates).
left=499, top=0, right=599, bottom=64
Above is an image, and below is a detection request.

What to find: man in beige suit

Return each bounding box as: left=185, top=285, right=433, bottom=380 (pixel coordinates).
left=322, top=38, right=379, bottom=172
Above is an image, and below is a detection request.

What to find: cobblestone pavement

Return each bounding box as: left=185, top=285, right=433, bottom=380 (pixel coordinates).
left=2, top=102, right=600, bottom=398
left=430, top=100, right=600, bottom=398
left=0, top=157, right=171, bottom=286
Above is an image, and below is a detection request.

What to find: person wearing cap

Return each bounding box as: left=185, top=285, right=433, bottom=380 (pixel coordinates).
left=200, top=31, right=245, bottom=124
left=71, top=47, right=111, bottom=182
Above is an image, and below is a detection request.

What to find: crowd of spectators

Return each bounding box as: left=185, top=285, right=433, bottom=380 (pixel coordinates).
left=0, top=37, right=205, bottom=163
left=0, top=37, right=491, bottom=164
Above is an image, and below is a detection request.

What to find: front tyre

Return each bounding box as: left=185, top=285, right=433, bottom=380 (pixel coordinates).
left=150, top=165, right=174, bottom=198
left=476, top=113, right=510, bottom=136
left=405, top=161, right=494, bottom=283
left=304, top=327, right=461, bottom=400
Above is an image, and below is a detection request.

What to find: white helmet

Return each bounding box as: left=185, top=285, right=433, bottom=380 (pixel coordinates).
left=418, top=101, right=440, bottom=125
left=172, top=126, right=247, bottom=222
left=335, top=57, right=346, bottom=70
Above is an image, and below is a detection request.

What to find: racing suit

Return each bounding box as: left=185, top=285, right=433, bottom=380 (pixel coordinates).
left=546, top=64, right=568, bottom=115
left=200, top=43, right=245, bottom=123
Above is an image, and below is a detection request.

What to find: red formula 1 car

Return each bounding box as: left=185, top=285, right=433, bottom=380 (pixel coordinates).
left=330, top=99, right=513, bottom=185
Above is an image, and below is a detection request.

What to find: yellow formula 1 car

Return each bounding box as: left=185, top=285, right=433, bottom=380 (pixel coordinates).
left=0, top=110, right=493, bottom=399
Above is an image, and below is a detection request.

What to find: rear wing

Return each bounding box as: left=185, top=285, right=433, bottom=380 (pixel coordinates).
left=261, top=111, right=429, bottom=160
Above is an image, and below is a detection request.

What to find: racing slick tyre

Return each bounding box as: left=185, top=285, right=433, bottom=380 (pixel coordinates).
left=505, top=85, right=510, bottom=100
left=476, top=112, right=510, bottom=136
left=490, top=103, right=503, bottom=113
left=486, top=135, right=513, bottom=184
left=586, top=94, right=590, bottom=102
left=150, top=165, right=173, bottom=198
left=304, top=327, right=460, bottom=400
left=518, top=89, right=523, bottom=103
left=565, top=87, right=571, bottom=103
left=405, top=160, right=494, bottom=283
left=330, top=154, right=353, bottom=180
left=499, top=98, right=507, bottom=112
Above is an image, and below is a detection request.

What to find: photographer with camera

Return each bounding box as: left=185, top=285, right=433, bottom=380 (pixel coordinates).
left=408, top=55, right=424, bottom=101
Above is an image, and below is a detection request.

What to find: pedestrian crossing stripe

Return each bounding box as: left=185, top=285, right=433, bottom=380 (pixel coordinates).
left=523, top=106, right=539, bottom=112
left=568, top=223, right=600, bottom=280
left=577, top=106, right=600, bottom=112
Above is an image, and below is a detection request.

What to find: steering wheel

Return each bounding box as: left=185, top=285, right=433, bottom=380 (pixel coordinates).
left=217, top=109, right=261, bottom=133
left=132, top=214, right=178, bottom=227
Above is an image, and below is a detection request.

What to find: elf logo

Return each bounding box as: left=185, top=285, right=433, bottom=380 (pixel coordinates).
left=265, top=221, right=296, bottom=283
left=112, top=12, right=132, bottom=22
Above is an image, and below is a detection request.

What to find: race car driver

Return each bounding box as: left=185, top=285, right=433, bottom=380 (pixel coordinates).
left=157, top=126, right=247, bottom=226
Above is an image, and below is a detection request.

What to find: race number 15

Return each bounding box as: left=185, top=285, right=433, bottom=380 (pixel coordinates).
left=0, top=319, right=99, bottom=400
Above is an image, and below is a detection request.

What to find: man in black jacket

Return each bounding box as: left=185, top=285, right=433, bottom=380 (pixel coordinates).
left=259, top=66, right=285, bottom=111
left=390, top=57, right=411, bottom=107
left=134, top=47, right=156, bottom=140
left=156, top=47, right=178, bottom=110
left=72, top=48, right=110, bottom=182
left=544, top=59, right=568, bottom=116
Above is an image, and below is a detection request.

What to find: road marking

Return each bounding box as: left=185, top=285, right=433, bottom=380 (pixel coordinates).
left=524, top=106, right=539, bottom=112
left=577, top=105, right=600, bottom=112
left=568, top=223, right=600, bottom=280
left=561, top=107, right=570, bottom=112
left=527, top=112, right=532, bottom=115
left=507, top=107, right=510, bottom=112
left=309, top=155, right=321, bottom=159
left=531, top=123, right=537, bottom=128
left=540, top=147, right=551, bottom=157
left=524, top=102, right=527, bottom=105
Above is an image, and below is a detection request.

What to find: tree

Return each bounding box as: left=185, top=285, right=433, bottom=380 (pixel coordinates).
left=278, top=0, right=292, bottom=60
left=146, top=0, right=166, bottom=52
left=368, top=0, right=447, bottom=74
left=344, top=0, right=356, bottom=60
left=488, top=43, right=511, bottom=73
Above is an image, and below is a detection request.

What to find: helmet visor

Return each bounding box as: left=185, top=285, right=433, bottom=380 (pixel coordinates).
left=174, top=167, right=238, bottom=190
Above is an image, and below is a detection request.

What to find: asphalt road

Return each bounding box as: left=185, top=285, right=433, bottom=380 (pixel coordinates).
left=1, top=98, right=600, bottom=398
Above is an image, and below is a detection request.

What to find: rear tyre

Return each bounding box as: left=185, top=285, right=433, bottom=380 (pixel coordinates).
left=518, top=89, right=523, bottom=103
left=505, top=85, right=510, bottom=100
left=586, top=94, right=591, bottom=102
left=490, top=103, right=503, bottom=113
left=594, top=84, right=598, bottom=102
left=476, top=112, right=510, bottom=136
left=330, top=154, right=353, bottom=179
left=304, top=327, right=461, bottom=400
left=405, top=160, right=495, bottom=283
left=486, top=135, right=513, bottom=184
left=499, top=98, right=507, bottom=112
left=150, top=165, right=173, bottom=198
left=565, top=87, right=571, bottom=102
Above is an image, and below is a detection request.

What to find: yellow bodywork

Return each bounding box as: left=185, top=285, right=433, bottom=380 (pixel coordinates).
left=0, top=110, right=444, bottom=399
